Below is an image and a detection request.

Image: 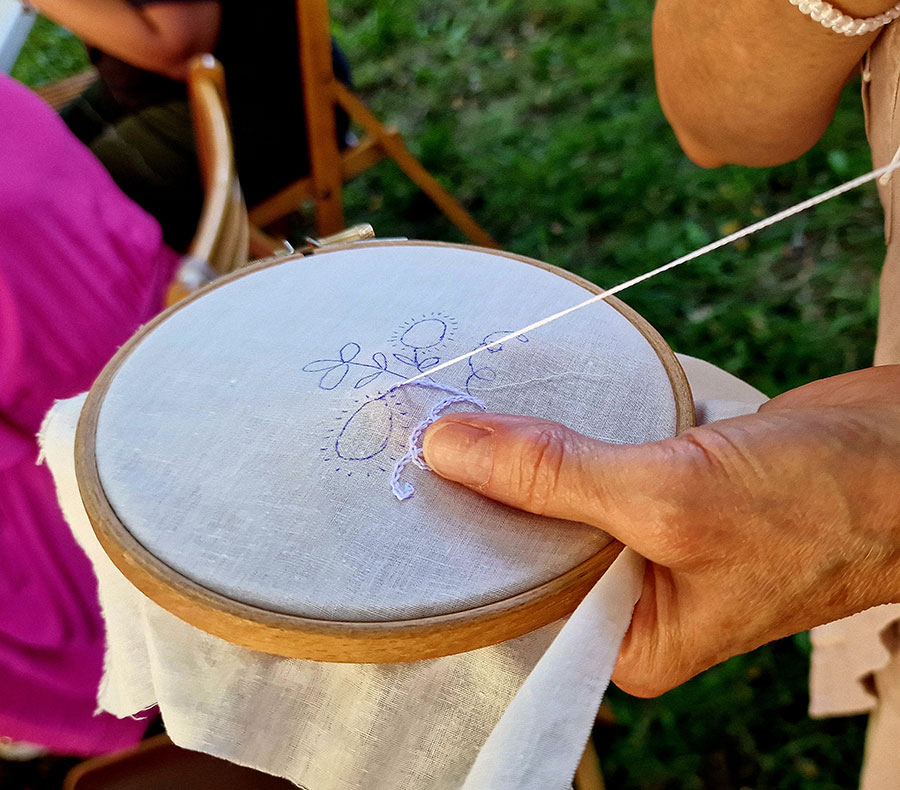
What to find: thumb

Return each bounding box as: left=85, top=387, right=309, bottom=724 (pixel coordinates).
left=421, top=412, right=682, bottom=548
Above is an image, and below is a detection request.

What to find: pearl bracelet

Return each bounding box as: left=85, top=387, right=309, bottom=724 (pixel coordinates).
left=789, top=0, right=900, bottom=34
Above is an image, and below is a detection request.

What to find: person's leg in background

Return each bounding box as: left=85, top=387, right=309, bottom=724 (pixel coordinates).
left=87, top=100, right=203, bottom=251
left=61, top=76, right=203, bottom=252
left=59, top=80, right=126, bottom=147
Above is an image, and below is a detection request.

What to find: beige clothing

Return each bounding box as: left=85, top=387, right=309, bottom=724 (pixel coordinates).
left=861, top=653, right=900, bottom=790
left=867, top=20, right=900, bottom=366
left=809, top=20, right=900, bottom=790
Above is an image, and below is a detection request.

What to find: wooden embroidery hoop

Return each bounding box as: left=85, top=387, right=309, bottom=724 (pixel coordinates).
left=74, top=241, right=694, bottom=663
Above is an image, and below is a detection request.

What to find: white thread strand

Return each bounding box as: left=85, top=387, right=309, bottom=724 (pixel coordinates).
left=880, top=144, right=900, bottom=185
left=397, top=152, right=900, bottom=388
left=390, top=381, right=486, bottom=500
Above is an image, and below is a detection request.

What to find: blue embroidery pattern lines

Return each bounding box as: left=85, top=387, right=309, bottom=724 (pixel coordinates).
left=390, top=312, right=458, bottom=373
left=465, top=330, right=529, bottom=394
left=302, top=313, right=529, bottom=495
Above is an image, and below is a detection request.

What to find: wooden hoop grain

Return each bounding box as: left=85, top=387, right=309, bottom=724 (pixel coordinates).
left=75, top=241, right=693, bottom=663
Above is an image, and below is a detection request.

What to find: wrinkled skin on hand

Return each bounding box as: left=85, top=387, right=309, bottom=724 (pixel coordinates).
left=422, top=365, right=900, bottom=697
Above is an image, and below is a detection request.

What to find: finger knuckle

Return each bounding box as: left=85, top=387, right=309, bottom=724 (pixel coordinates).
left=675, top=429, right=731, bottom=478
left=514, top=423, right=569, bottom=515
left=628, top=435, right=732, bottom=564
left=678, top=425, right=764, bottom=488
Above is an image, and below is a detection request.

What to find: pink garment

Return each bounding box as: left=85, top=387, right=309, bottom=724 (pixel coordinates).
left=0, top=74, right=180, bottom=755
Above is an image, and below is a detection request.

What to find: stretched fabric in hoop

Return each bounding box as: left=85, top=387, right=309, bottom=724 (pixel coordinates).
left=91, top=246, right=678, bottom=623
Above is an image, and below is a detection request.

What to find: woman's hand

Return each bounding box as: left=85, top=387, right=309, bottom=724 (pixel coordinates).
left=422, top=365, right=900, bottom=696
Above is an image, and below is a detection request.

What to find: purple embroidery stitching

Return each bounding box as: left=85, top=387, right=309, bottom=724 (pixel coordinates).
left=302, top=315, right=529, bottom=493
left=388, top=381, right=486, bottom=500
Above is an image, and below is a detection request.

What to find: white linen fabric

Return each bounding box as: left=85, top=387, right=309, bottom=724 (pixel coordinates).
left=460, top=549, right=645, bottom=790
left=39, top=242, right=768, bottom=790
left=46, top=392, right=572, bottom=790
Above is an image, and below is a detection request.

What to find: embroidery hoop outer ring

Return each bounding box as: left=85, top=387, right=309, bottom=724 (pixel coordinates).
left=75, top=241, right=695, bottom=664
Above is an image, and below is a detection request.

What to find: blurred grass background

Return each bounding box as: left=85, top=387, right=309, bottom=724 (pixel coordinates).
left=12, top=0, right=878, bottom=787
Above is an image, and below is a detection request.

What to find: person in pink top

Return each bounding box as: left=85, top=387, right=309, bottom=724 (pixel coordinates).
left=0, top=72, right=180, bottom=755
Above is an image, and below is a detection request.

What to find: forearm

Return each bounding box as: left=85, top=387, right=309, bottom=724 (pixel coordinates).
left=653, top=0, right=894, bottom=167
left=32, top=0, right=219, bottom=80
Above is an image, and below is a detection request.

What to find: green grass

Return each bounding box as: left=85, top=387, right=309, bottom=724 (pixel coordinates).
left=13, top=3, right=877, bottom=787
left=10, top=15, right=87, bottom=87
left=331, top=0, right=883, bottom=397
left=601, top=633, right=867, bottom=789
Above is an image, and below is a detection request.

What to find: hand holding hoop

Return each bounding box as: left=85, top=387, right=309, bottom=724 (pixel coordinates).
left=423, top=365, right=900, bottom=696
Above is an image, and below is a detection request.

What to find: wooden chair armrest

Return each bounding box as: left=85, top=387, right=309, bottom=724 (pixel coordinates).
left=33, top=67, right=98, bottom=111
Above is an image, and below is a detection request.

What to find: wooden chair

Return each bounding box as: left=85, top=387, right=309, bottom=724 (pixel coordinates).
left=30, top=9, right=493, bottom=250
left=248, top=0, right=497, bottom=248
left=168, top=54, right=375, bottom=306
left=32, top=66, right=98, bottom=110
left=166, top=55, right=285, bottom=305
left=65, top=734, right=296, bottom=790
left=183, top=54, right=250, bottom=278
left=575, top=739, right=606, bottom=790
left=66, top=734, right=603, bottom=790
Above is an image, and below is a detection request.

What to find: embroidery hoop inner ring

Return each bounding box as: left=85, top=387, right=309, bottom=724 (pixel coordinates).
left=75, top=241, right=695, bottom=663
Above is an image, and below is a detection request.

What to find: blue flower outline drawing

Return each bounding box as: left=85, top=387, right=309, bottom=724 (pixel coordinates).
left=302, top=314, right=529, bottom=474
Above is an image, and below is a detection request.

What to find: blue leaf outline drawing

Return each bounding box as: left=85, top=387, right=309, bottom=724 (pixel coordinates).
left=302, top=342, right=363, bottom=390
left=393, top=353, right=417, bottom=367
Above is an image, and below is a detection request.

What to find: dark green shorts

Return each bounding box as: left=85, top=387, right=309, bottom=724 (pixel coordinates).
left=62, top=82, right=202, bottom=251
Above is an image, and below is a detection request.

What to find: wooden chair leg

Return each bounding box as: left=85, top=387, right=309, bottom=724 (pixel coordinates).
left=247, top=136, right=394, bottom=229
left=334, top=83, right=498, bottom=249
left=32, top=67, right=99, bottom=111
left=573, top=736, right=605, bottom=790
left=297, top=0, right=345, bottom=237
left=287, top=0, right=495, bottom=246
